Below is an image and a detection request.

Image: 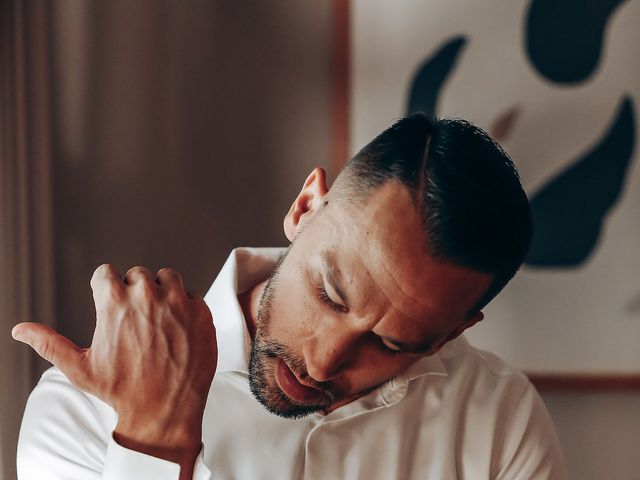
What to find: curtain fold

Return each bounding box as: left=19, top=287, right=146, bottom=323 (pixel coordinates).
left=0, top=1, right=56, bottom=478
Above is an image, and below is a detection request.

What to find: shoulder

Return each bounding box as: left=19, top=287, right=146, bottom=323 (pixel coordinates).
left=404, top=335, right=537, bottom=436
left=424, top=337, right=569, bottom=479
left=439, top=335, right=532, bottom=397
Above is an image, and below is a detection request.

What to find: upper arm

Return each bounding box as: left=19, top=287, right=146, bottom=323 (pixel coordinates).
left=493, top=382, right=569, bottom=480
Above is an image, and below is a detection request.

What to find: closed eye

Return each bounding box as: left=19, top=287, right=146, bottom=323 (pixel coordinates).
left=316, top=287, right=405, bottom=355
left=317, top=285, right=348, bottom=314
left=376, top=336, right=404, bottom=356
left=317, top=284, right=424, bottom=356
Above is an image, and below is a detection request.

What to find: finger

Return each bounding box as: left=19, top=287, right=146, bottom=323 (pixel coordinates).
left=91, top=264, right=125, bottom=304
left=155, top=268, right=184, bottom=289
left=12, top=322, right=91, bottom=388
left=124, top=266, right=153, bottom=285
left=90, top=263, right=122, bottom=289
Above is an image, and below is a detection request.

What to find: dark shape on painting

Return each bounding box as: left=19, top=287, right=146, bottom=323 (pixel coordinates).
left=525, top=0, right=628, bottom=84
left=526, top=97, right=636, bottom=267
left=407, top=36, right=467, bottom=116
left=489, top=105, right=522, bottom=143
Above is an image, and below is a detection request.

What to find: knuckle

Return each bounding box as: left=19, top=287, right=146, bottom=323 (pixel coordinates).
left=91, top=263, right=118, bottom=285
left=97, top=263, right=117, bottom=275
left=158, top=267, right=177, bottom=276
left=124, top=266, right=153, bottom=289
left=156, top=267, right=184, bottom=286
left=126, top=265, right=151, bottom=277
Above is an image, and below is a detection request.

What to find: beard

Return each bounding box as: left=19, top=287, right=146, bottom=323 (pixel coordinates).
left=247, top=250, right=345, bottom=419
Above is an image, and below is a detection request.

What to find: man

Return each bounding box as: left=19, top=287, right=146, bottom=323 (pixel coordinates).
left=14, top=113, right=568, bottom=479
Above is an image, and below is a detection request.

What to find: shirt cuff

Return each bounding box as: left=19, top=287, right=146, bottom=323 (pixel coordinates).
left=102, top=435, right=181, bottom=480
left=193, top=450, right=213, bottom=479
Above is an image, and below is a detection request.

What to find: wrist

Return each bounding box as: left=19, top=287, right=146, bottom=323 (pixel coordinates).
left=112, top=429, right=202, bottom=477
left=113, top=426, right=202, bottom=460
left=114, top=414, right=203, bottom=452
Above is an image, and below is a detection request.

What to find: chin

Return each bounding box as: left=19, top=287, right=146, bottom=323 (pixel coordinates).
left=258, top=383, right=327, bottom=420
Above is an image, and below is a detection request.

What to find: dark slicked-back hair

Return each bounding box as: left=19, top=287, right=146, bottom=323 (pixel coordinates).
left=336, top=112, right=532, bottom=313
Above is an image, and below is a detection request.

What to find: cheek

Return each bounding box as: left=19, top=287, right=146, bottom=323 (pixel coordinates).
left=268, top=280, right=316, bottom=344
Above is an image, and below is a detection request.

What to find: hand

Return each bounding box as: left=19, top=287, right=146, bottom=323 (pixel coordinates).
left=12, top=265, right=217, bottom=454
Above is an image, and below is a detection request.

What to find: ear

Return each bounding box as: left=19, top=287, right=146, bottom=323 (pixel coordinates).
left=434, top=311, right=484, bottom=352
left=284, top=167, right=329, bottom=241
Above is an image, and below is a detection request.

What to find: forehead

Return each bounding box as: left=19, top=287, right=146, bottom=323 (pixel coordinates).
left=313, top=181, right=490, bottom=325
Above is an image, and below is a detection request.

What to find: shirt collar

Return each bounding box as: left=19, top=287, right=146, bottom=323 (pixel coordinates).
left=203, top=247, right=286, bottom=374
left=203, top=247, right=449, bottom=386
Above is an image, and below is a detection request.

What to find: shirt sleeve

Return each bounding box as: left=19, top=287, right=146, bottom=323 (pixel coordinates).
left=494, top=381, right=569, bottom=480
left=17, top=367, right=212, bottom=480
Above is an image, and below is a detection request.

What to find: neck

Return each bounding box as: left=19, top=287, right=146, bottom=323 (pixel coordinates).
left=237, top=279, right=268, bottom=340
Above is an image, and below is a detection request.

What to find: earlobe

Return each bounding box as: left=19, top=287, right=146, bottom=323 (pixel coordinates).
left=283, top=167, right=329, bottom=241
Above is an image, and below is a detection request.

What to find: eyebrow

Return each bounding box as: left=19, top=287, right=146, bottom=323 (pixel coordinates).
left=320, top=251, right=435, bottom=355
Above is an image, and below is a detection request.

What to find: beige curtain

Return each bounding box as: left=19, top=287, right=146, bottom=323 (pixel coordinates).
left=2, top=1, right=332, bottom=477
left=0, top=1, right=56, bottom=478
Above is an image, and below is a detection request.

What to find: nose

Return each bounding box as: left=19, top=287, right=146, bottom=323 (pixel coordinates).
left=302, top=326, right=357, bottom=383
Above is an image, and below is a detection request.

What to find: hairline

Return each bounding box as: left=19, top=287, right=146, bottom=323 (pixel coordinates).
left=329, top=173, right=495, bottom=317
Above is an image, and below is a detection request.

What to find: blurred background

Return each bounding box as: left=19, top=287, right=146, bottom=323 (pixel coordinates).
left=1, top=1, right=638, bottom=479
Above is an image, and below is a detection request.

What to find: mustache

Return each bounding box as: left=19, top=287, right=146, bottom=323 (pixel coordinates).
left=257, top=337, right=343, bottom=403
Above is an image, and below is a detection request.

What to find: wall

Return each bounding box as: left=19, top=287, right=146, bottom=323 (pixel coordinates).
left=351, top=0, right=640, bottom=375
left=542, top=391, right=640, bottom=480
left=350, top=1, right=640, bottom=477
left=51, top=0, right=332, bottom=347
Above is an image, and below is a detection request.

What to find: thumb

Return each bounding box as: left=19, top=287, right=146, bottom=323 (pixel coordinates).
left=12, top=322, right=90, bottom=388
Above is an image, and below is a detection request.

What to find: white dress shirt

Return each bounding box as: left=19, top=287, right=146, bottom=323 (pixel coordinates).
left=17, top=247, right=568, bottom=479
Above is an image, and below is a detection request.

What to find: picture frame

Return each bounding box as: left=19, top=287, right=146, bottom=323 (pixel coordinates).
left=331, top=0, right=640, bottom=391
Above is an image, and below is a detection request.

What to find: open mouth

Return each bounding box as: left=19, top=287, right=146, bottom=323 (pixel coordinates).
left=274, top=357, right=329, bottom=405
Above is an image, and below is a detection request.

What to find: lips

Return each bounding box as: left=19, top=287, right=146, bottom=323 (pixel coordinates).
left=274, top=358, right=327, bottom=404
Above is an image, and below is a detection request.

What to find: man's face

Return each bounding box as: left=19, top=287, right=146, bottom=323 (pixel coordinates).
left=249, top=178, right=490, bottom=419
